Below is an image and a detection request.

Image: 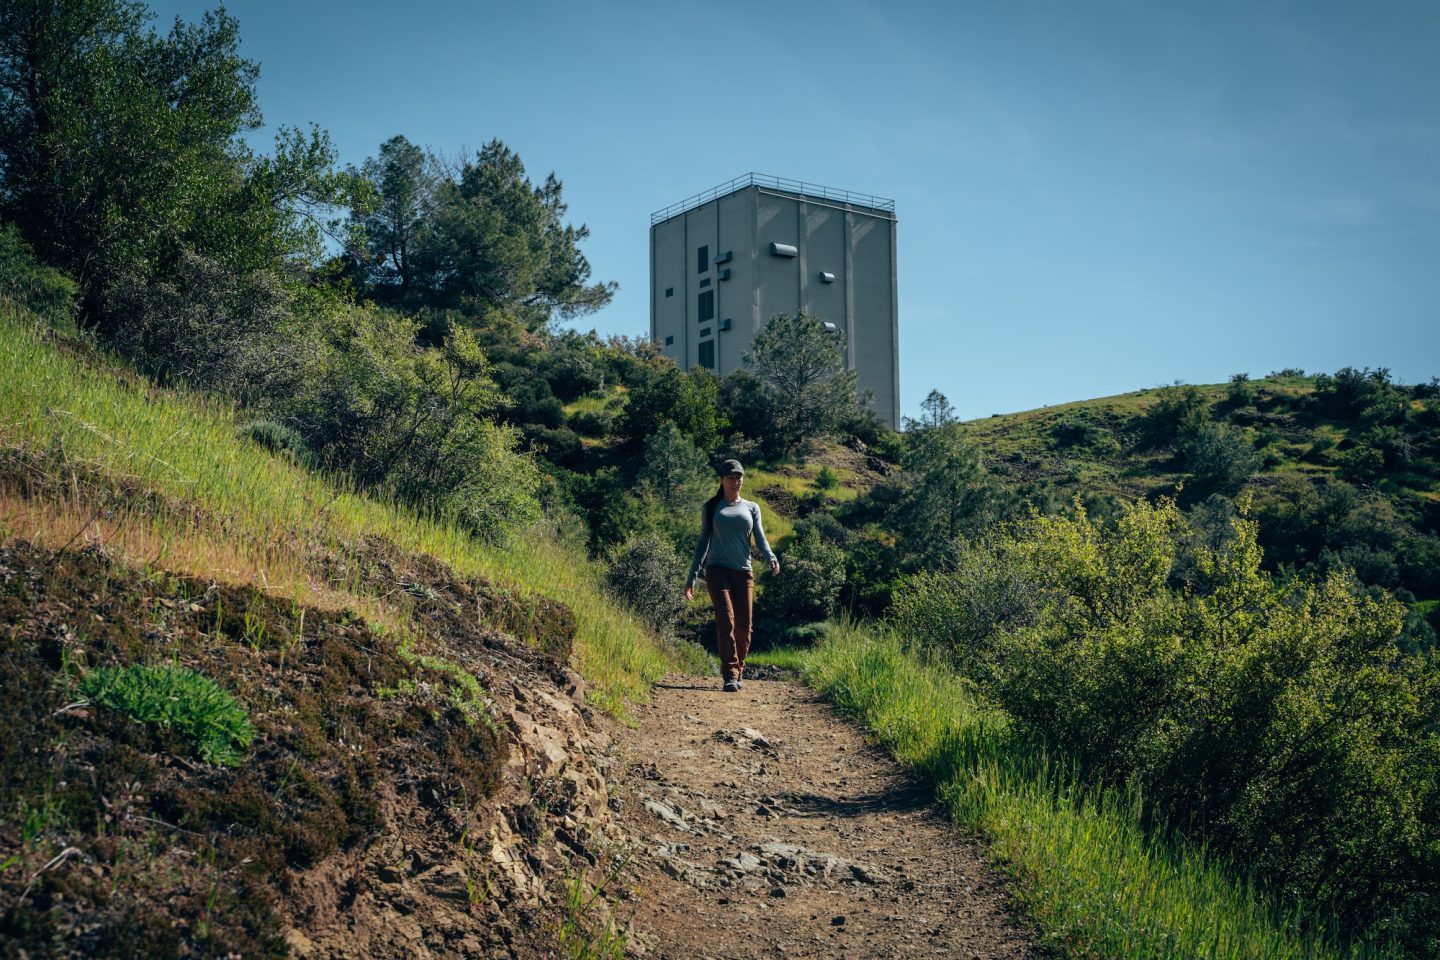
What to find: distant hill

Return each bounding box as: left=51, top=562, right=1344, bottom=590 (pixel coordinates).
left=965, top=371, right=1440, bottom=647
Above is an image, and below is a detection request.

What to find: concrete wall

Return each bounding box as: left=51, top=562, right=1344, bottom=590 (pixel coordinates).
left=652, top=184, right=899, bottom=427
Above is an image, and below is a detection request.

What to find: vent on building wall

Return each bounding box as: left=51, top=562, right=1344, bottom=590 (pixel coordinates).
left=719, top=318, right=732, bottom=331
left=718, top=268, right=731, bottom=280
left=715, top=250, right=732, bottom=264
left=819, top=271, right=835, bottom=283
left=769, top=242, right=798, bottom=258
left=820, top=321, right=838, bottom=333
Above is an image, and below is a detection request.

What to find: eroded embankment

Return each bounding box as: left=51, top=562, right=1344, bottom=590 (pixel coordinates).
left=0, top=537, right=625, bottom=959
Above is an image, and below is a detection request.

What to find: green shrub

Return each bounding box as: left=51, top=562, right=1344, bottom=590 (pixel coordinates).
left=1143, top=383, right=1210, bottom=445
left=80, top=663, right=254, bottom=766
left=1306, top=432, right=1339, bottom=461
left=1226, top=372, right=1257, bottom=408
left=1050, top=416, right=1110, bottom=450
left=762, top=526, right=846, bottom=624
left=638, top=422, right=712, bottom=510
left=103, top=251, right=297, bottom=399
left=603, top=535, right=688, bottom=638
left=569, top=409, right=614, bottom=437
left=888, top=537, right=1043, bottom=684
left=814, top=465, right=839, bottom=491
left=294, top=307, right=542, bottom=542
left=0, top=223, right=76, bottom=326
left=1338, top=443, right=1385, bottom=482
left=1181, top=422, right=1259, bottom=496
left=240, top=419, right=313, bottom=466
left=887, top=496, right=1440, bottom=949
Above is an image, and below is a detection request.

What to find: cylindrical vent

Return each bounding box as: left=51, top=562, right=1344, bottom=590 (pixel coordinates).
left=769, top=242, right=798, bottom=258
left=819, top=271, right=836, bottom=283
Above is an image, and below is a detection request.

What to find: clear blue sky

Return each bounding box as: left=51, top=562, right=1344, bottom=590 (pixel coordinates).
left=153, top=0, right=1440, bottom=422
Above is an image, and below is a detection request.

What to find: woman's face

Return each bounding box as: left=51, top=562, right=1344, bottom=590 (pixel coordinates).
left=722, top=473, right=743, bottom=498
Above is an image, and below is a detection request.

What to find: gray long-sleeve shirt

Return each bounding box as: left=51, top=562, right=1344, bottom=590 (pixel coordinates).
left=686, top=497, right=776, bottom=588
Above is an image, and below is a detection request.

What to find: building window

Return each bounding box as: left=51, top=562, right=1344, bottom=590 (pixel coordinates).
left=698, top=340, right=715, bottom=369
left=665, top=287, right=673, bottom=297
left=699, top=277, right=711, bottom=289
left=697, top=245, right=709, bottom=274
left=698, top=290, right=714, bottom=322
left=665, top=335, right=674, bottom=345
left=699, top=326, right=711, bottom=338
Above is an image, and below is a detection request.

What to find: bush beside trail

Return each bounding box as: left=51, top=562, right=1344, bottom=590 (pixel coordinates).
left=889, top=496, right=1440, bottom=954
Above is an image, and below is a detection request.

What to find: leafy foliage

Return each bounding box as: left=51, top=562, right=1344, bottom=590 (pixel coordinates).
left=0, top=223, right=75, bottom=324
left=639, top=422, right=712, bottom=510
left=0, top=2, right=353, bottom=328
left=882, top=393, right=999, bottom=569
left=604, top=535, right=689, bottom=639
left=290, top=307, right=541, bottom=542
left=619, top=366, right=722, bottom=453
left=761, top=526, right=846, bottom=624
left=888, top=496, right=1440, bottom=951
left=742, top=312, right=865, bottom=459
left=1142, top=382, right=1210, bottom=445
left=1180, top=422, right=1259, bottom=498
left=353, top=137, right=614, bottom=329
left=103, top=249, right=299, bottom=400
left=80, top=663, right=254, bottom=766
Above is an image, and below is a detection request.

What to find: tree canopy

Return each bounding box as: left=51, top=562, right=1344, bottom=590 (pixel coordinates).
left=352, top=137, right=615, bottom=330
left=0, top=0, right=352, bottom=329
left=743, top=311, right=865, bottom=458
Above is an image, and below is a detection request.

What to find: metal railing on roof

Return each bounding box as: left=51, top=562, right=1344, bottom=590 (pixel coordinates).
left=650, top=173, right=895, bottom=225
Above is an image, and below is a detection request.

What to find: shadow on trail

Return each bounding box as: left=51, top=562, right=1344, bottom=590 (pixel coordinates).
left=777, top=782, right=933, bottom=818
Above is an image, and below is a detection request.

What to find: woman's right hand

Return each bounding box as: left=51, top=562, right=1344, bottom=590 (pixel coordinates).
left=684, top=586, right=694, bottom=601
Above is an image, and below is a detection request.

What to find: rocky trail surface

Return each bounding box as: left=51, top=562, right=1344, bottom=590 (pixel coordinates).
left=611, top=674, right=1043, bottom=960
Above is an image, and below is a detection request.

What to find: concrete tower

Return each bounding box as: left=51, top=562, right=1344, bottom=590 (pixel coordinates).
left=650, top=174, right=899, bottom=428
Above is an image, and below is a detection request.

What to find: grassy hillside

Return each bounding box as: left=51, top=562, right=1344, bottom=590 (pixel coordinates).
left=966, top=374, right=1438, bottom=506
left=0, top=306, right=695, bottom=715
left=963, top=373, right=1440, bottom=646
left=0, top=303, right=702, bottom=956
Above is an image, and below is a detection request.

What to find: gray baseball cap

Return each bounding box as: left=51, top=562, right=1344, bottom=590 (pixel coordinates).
left=718, top=459, right=745, bottom=476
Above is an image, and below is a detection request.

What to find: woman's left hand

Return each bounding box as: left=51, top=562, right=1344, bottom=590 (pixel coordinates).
left=769, top=559, right=781, bottom=575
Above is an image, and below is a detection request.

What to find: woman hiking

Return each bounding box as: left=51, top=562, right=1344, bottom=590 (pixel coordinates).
left=684, top=459, right=780, bottom=692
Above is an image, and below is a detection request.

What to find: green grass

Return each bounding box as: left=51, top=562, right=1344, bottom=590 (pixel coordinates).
left=0, top=306, right=676, bottom=718
left=562, top=390, right=625, bottom=418
left=743, top=487, right=794, bottom=546
left=790, top=623, right=1387, bottom=960
left=80, top=663, right=254, bottom=766
left=743, top=461, right=876, bottom=548
left=743, top=645, right=809, bottom=675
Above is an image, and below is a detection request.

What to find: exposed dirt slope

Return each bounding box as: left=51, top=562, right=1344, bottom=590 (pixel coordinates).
left=612, top=675, right=1041, bottom=960
left=0, top=538, right=619, bottom=959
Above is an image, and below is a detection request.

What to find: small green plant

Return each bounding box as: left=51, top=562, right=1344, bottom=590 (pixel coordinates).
left=814, top=465, right=839, bottom=491
left=80, top=663, right=254, bottom=766
left=240, top=610, right=267, bottom=650
left=557, top=862, right=629, bottom=960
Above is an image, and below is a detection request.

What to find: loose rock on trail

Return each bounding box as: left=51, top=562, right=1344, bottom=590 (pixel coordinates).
left=611, top=676, right=1042, bottom=959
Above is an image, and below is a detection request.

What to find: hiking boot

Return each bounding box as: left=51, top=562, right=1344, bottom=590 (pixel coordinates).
left=723, top=679, right=739, bottom=693
left=734, top=677, right=744, bottom=690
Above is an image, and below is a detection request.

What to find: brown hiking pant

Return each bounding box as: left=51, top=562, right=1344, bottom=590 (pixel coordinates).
left=704, top=566, right=754, bottom=681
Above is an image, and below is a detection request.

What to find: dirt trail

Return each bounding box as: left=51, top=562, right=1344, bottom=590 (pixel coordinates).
left=611, top=674, right=1042, bottom=960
